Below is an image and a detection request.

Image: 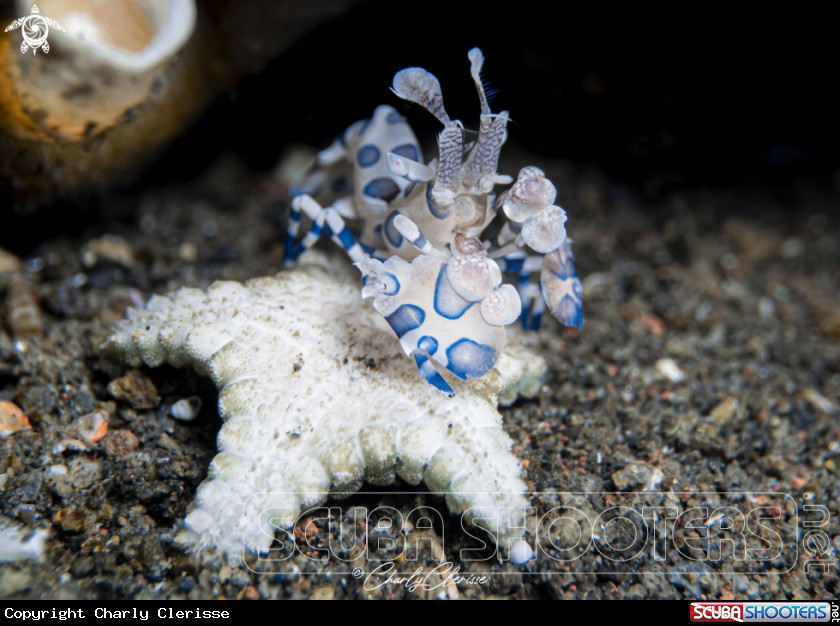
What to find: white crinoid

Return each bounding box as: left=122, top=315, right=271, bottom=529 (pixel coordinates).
left=109, top=252, right=545, bottom=559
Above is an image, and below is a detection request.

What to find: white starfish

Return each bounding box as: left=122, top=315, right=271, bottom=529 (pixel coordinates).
left=109, top=252, right=545, bottom=560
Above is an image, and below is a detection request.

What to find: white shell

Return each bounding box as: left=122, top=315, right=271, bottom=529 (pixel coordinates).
left=170, top=396, right=202, bottom=421
left=37, top=0, right=197, bottom=72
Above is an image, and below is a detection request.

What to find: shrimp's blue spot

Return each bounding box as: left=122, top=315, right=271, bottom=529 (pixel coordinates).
left=386, top=304, right=425, bottom=338
left=386, top=111, right=405, bottom=125
left=384, top=211, right=404, bottom=247
left=433, top=266, right=473, bottom=319
left=381, top=272, right=400, bottom=296
left=417, top=336, right=438, bottom=355
left=364, top=178, right=400, bottom=202
left=391, top=144, right=420, bottom=162
left=357, top=145, right=381, bottom=168
left=426, top=183, right=450, bottom=219
left=445, top=339, right=497, bottom=380
left=404, top=182, right=417, bottom=198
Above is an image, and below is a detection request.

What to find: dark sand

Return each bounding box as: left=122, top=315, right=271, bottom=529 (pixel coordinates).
left=1, top=150, right=838, bottom=599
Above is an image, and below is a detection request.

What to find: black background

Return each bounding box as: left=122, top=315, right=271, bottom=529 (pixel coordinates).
left=147, top=2, right=838, bottom=187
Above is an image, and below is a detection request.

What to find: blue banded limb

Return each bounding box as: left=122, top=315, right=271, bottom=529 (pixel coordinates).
left=497, top=253, right=544, bottom=331
left=490, top=227, right=584, bottom=332
left=283, top=194, right=367, bottom=268
left=414, top=352, right=455, bottom=396
left=392, top=215, right=448, bottom=260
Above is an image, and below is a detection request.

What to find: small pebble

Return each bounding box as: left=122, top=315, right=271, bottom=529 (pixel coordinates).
left=721, top=253, right=739, bottom=271
left=780, top=238, right=803, bottom=259
left=108, top=370, right=160, bottom=409
left=0, top=401, right=31, bottom=438
left=47, top=464, right=68, bottom=475
left=53, top=438, right=88, bottom=454
left=819, top=310, right=840, bottom=339
left=758, top=296, right=775, bottom=319
left=70, top=273, right=88, bottom=288
left=101, top=430, right=140, bottom=458
left=310, top=586, right=335, bottom=601
left=74, top=411, right=109, bottom=443
left=66, top=457, right=101, bottom=489
left=709, top=397, right=738, bottom=424
left=178, top=242, right=199, bottom=263
left=229, top=569, right=251, bottom=589
left=54, top=507, right=88, bottom=533
left=612, top=461, right=655, bottom=491
left=202, top=221, right=218, bottom=237
left=0, top=247, right=23, bottom=275
left=81, top=235, right=136, bottom=269
left=803, top=389, right=836, bottom=415
left=509, top=540, right=535, bottom=566
left=654, top=358, right=684, bottom=383
left=6, top=276, right=44, bottom=338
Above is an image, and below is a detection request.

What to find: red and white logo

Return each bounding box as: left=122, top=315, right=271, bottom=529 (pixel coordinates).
left=691, top=604, right=743, bottom=623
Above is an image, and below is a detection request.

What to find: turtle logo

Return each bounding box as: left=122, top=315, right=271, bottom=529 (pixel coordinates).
left=5, top=5, right=64, bottom=55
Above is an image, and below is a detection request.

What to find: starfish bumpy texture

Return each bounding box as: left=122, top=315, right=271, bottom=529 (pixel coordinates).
left=109, top=253, right=545, bottom=557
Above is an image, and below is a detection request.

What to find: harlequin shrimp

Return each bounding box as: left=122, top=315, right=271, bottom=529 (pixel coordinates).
left=284, top=48, right=584, bottom=395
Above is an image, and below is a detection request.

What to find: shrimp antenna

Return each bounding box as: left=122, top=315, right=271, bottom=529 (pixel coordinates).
left=468, top=48, right=491, bottom=115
